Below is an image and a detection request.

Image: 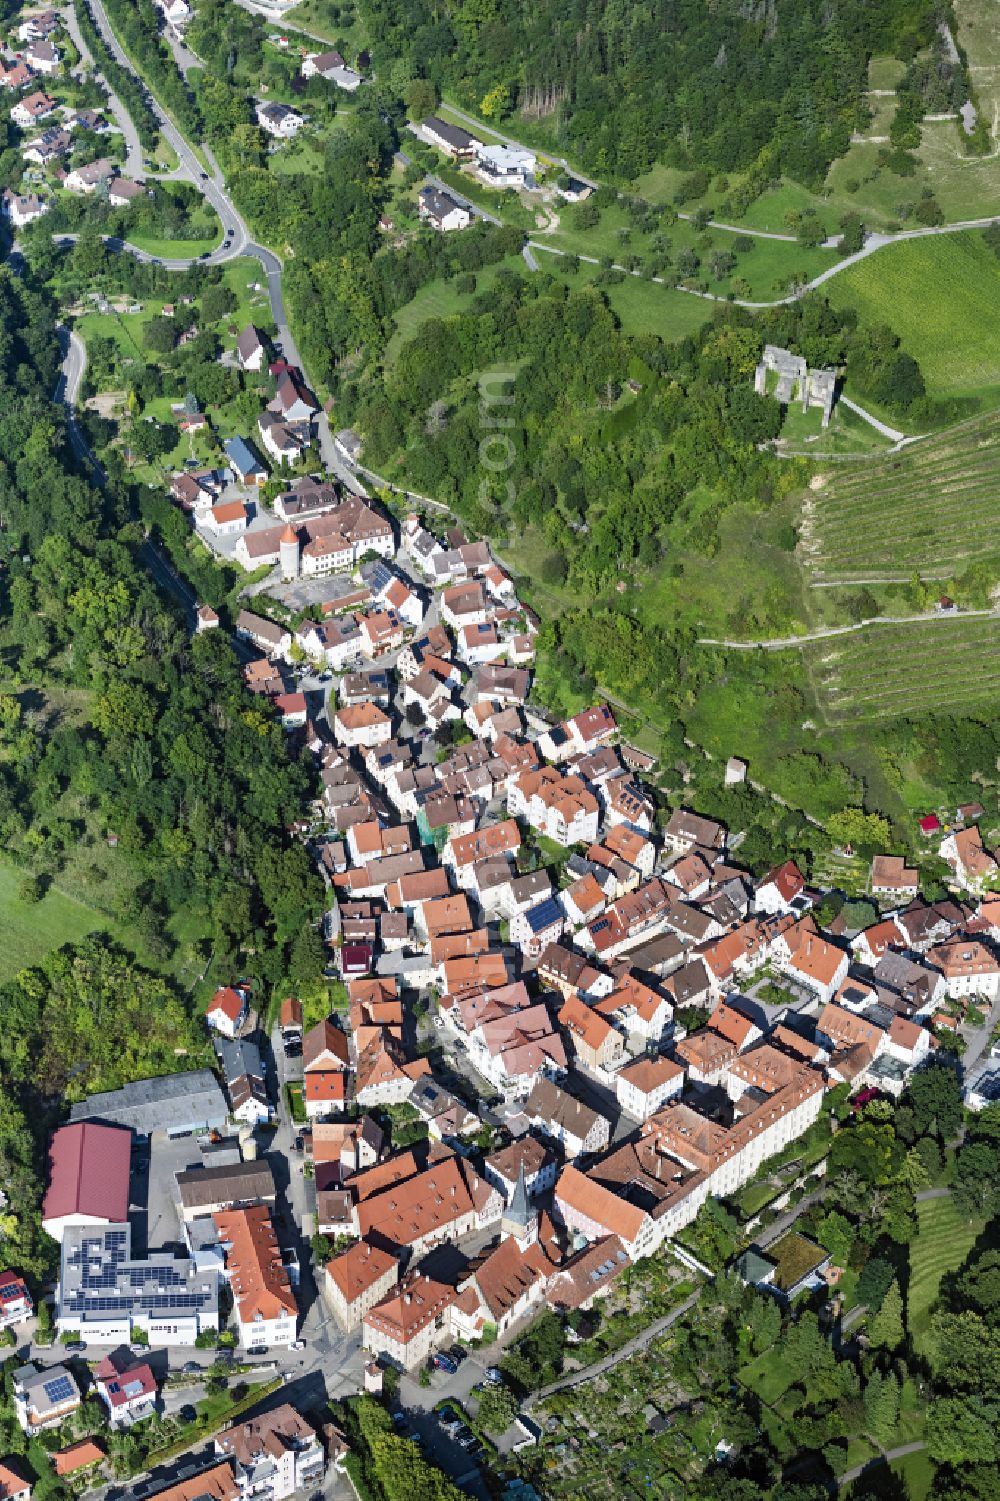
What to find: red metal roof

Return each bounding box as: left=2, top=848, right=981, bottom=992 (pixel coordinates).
left=42, top=1122, right=131, bottom=1226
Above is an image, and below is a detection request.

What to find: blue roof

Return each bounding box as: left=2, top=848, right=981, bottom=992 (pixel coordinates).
left=526, top=897, right=563, bottom=933
left=224, top=436, right=265, bottom=475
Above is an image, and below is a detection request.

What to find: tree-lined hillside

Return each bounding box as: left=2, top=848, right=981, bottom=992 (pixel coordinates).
left=364, top=0, right=939, bottom=180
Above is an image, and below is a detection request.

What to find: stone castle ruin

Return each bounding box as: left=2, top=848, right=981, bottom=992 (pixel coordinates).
left=754, top=345, right=837, bottom=427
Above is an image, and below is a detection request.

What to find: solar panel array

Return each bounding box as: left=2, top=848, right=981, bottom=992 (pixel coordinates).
left=42, top=1374, right=76, bottom=1404
left=61, top=1226, right=217, bottom=1319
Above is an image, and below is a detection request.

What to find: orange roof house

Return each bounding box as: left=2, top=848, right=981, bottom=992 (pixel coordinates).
left=52, top=1440, right=106, bottom=1477
left=213, top=1204, right=297, bottom=1332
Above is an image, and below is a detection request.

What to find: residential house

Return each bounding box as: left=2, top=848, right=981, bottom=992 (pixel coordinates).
left=302, top=1019, right=351, bottom=1120
left=223, top=436, right=267, bottom=487
left=64, top=157, right=114, bottom=193
left=0, top=61, right=35, bottom=90
left=13, top=1365, right=81, bottom=1435
left=21, top=125, right=70, bottom=164
left=421, top=116, right=481, bottom=159
left=235, top=609, right=291, bottom=659
left=271, top=370, right=319, bottom=422
left=215, top=1037, right=270, bottom=1126
left=928, top=939, right=1000, bottom=1000
left=334, top=702, right=392, bottom=750
left=662, top=809, right=725, bottom=856
left=257, top=411, right=310, bottom=467
left=0, top=1459, right=31, bottom=1501
left=363, top=1271, right=456, bottom=1370
left=509, top=897, right=566, bottom=960
left=417, top=184, right=471, bottom=231
left=256, top=101, right=303, bottom=137
left=205, top=986, right=248, bottom=1039
left=0, top=1273, right=32, bottom=1331
left=483, top=1136, right=558, bottom=1200
left=871, top=855, right=920, bottom=901
left=235, top=324, right=266, bottom=372
left=215, top=1405, right=325, bottom=1500
left=25, top=38, right=60, bottom=74
left=204, top=500, right=248, bottom=537
left=108, top=178, right=145, bottom=206
left=213, top=1205, right=297, bottom=1351
left=1, top=189, right=47, bottom=227
left=546, top=1235, right=631, bottom=1313
left=776, top=923, right=849, bottom=1004
left=940, top=825, right=999, bottom=891
left=523, top=1076, right=610, bottom=1159
left=94, top=1354, right=157, bottom=1429
left=558, top=992, right=626, bottom=1073
left=12, top=91, right=56, bottom=128
left=475, top=141, right=536, bottom=188
left=594, top=973, right=673, bottom=1046
left=508, top=765, right=600, bottom=847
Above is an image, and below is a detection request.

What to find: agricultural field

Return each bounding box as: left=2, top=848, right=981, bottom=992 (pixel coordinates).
left=802, top=409, right=1000, bottom=579
left=804, top=614, right=1000, bottom=725
left=907, top=1194, right=985, bottom=1351
left=823, top=231, right=1000, bottom=402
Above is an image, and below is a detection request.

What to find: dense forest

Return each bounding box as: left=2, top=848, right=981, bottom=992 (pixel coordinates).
left=358, top=0, right=940, bottom=180
left=0, top=260, right=324, bottom=1281
left=349, top=273, right=924, bottom=581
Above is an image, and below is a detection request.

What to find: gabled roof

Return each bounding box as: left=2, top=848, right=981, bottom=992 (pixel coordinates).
left=43, top=1122, right=131, bottom=1225
left=303, top=1018, right=350, bottom=1071
left=555, top=1164, right=647, bottom=1244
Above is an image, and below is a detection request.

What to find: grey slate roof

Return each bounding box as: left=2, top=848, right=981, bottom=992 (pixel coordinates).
left=69, top=1069, right=228, bottom=1135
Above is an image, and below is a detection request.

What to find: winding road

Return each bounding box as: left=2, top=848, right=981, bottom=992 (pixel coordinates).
left=54, top=0, right=365, bottom=493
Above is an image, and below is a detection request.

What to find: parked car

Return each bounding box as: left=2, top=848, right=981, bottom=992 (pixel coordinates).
left=290, top=1339, right=306, bottom=1351
left=433, top=1352, right=458, bottom=1374
left=485, top=1366, right=504, bottom=1385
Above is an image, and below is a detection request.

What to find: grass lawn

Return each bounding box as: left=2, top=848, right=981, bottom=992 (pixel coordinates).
left=0, top=859, right=129, bottom=982
left=891, top=1445, right=934, bottom=1501
left=284, top=0, right=367, bottom=50
left=778, top=398, right=893, bottom=455
left=385, top=253, right=712, bottom=365
left=125, top=229, right=222, bottom=257
left=824, top=231, right=1000, bottom=402
left=907, top=1194, right=984, bottom=1350
left=737, top=1350, right=796, bottom=1405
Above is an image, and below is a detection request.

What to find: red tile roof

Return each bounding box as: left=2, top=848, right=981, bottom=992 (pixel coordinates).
left=43, top=1122, right=131, bottom=1226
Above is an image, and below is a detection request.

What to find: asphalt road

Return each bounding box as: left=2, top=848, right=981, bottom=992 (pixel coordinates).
left=62, top=2, right=146, bottom=179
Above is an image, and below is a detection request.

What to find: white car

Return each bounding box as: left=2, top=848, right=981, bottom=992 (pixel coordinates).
left=290, top=1339, right=306, bottom=1351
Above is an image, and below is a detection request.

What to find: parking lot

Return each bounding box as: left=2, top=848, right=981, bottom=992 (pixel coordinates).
left=131, top=1132, right=217, bottom=1256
